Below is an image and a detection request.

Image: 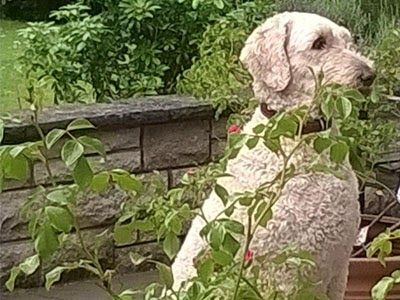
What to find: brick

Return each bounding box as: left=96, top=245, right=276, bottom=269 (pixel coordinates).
left=40, top=128, right=141, bottom=160
left=0, top=189, right=33, bottom=242
left=211, top=138, right=226, bottom=161
left=0, top=241, right=43, bottom=290
left=42, top=228, right=114, bottom=284
left=170, top=167, right=198, bottom=187
left=114, top=242, right=170, bottom=275
left=212, top=117, right=228, bottom=139
left=34, top=150, right=141, bottom=185
left=143, top=120, right=210, bottom=170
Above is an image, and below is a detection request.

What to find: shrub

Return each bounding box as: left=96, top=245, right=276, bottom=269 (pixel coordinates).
left=16, top=0, right=244, bottom=104
left=177, top=0, right=275, bottom=117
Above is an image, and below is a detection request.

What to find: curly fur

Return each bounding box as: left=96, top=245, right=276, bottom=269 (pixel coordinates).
left=171, top=12, right=373, bottom=299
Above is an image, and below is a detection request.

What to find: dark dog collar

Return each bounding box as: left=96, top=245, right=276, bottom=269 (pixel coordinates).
left=260, top=103, right=329, bottom=134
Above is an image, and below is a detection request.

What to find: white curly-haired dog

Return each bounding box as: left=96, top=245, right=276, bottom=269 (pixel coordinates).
left=172, top=12, right=375, bottom=299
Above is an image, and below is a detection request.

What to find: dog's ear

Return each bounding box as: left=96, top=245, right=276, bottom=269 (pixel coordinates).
left=240, top=15, right=291, bottom=92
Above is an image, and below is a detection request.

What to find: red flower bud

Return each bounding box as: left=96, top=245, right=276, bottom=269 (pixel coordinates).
left=228, top=124, right=241, bottom=134
left=245, top=249, right=253, bottom=262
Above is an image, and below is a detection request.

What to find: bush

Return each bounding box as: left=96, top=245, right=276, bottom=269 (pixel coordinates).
left=177, top=0, right=275, bottom=117
left=17, top=0, right=240, bottom=104
left=276, top=0, right=400, bottom=45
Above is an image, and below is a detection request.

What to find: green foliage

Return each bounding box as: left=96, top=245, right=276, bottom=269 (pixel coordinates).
left=16, top=0, right=242, bottom=104
left=371, top=27, right=400, bottom=95
left=177, top=0, right=274, bottom=117
left=276, top=0, right=400, bottom=46
left=368, top=229, right=400, bottom=299
left=371, top=270, right=400, bottom=300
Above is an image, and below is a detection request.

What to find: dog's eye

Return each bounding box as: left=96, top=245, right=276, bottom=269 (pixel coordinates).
left=312, top=36, right=326, bottom=50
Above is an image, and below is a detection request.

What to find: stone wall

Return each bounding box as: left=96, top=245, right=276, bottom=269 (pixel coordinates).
left=0, top=96, right=228, bottom=290
left=0, top=95, right=399, bottom=291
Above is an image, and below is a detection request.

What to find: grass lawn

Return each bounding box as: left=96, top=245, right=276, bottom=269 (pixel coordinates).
left=0, top=19, right=27, bottom=113
left=0, top=19, right=54, bottom=113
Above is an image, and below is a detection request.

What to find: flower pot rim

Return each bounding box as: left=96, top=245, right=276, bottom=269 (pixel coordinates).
left=361, top=214, right=400, bottom=224
left=350, top=255, right=400, bottom=262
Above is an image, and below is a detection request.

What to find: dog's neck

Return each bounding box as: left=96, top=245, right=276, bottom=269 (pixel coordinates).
left=253, top=81, right=320, bottom=118
left=259, top=102, right=328, bottom=134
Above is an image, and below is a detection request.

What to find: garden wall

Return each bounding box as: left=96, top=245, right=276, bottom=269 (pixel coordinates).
left=0, top=95, right=399, bottom=290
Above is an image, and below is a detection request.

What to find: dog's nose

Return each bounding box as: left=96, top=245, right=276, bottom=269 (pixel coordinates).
left=359, top=67, right=376, bottom=87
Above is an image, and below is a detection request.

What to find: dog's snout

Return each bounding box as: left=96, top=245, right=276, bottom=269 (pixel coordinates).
left=359, top=66, right=376, bottom=87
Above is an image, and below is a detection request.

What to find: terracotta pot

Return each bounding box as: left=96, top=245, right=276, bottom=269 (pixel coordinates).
left=345, top=215, right=400, bottom=300
left=345, top=256, right=400, bottom=300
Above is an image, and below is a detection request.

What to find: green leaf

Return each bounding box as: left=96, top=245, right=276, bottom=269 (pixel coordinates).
left=45, top=206, right=73, bottom=233
left=246, top=137, right=259, bottom=149
left=73, top=157, right=93, bottom=189
left=129, top=252, right=147, bottom=266
left=221, top=233, right=240, bottom=257
left=45, top=266, right=69, bottom=290
left=212, top=249, right=233, bottom=266
left=35, top=222, right=60, bottom=259
left=313, top=136, right=333, bottom=153
left=46, top=188, right=75, bottom=205
left=67, top=119, right=95, bottom=131
left=330, top=142, right=349, bottom=163
left=197, top=257, right=214, bottom=283
left=77, top=136, right=106, bottom=157
left=156, top=262, right=173, bottom=289
left=91, top=172, right=110, bottom=193
left=0, top=119, right=4, bottom=144
left=336, top=97, right=352, bottom=119
left=113, top=173, right=143, bottom=193
left=252, top=124, right=265, bottom=135
left=215, top=184, right=229, bottom=205
left=45, top=129, right=65, bottom=149
left=263, top=138, right=280, bottom=153
left=114, top=222, right=134, bottom=245
left=4, top=155, right=29, bottom=180
left=163, top=232, right=180, bottom=260
left=61, top=140, right=84, bottom=167
left=19, top=254, right=40, bottom=275
left=5, top=266, right=20, bottom=291
left=271, top=116, right=298, bottom=138
left=255, top=202, right=273, bottom=227
left=371, top=276, right=394, bottom=300
left=343, top=89, right=364, bottom=102
left=321, top=94, right=334, bottom=119
left=209, top=226, right=225, bottom=250
left=392, top=270, right=400, bottom=283
left=116, top=289, right=137, bottom=300
left=222, top=219, right=244, bottom=234
left=192, top=0, right=200, bottom=9
left=214, top=0, right=224, bottom=9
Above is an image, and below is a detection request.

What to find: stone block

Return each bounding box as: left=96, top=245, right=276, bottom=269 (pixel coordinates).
left=143, top=120, right=210, bottom=170
left=0, top=189, right=33, bottom=242
left=42, top=228, right=114, bottom=284
left=34, top=150, right=141, bottom=185
left=41, top=128, right=141, bottom=160
left=211, top=138, right=226, bottom=161
left=114, top=242, right=170, bottom=275
left=76, top=171, right=167, bottom=229
left=0, top=241, right=43, bottom=290
left=212, top=117, right=228, bottom=139
left=170, top=167, right=198, bottom=187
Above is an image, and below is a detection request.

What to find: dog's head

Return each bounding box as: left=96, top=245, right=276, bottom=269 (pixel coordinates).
left=240, top=12, right=375, bottom=112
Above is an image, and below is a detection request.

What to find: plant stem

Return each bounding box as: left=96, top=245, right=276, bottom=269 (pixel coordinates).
left=31, top=110, right=56, bottom=187
left=69, top=207, right=116, bottom=296
left=232, top=215, right=252, bottom=300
